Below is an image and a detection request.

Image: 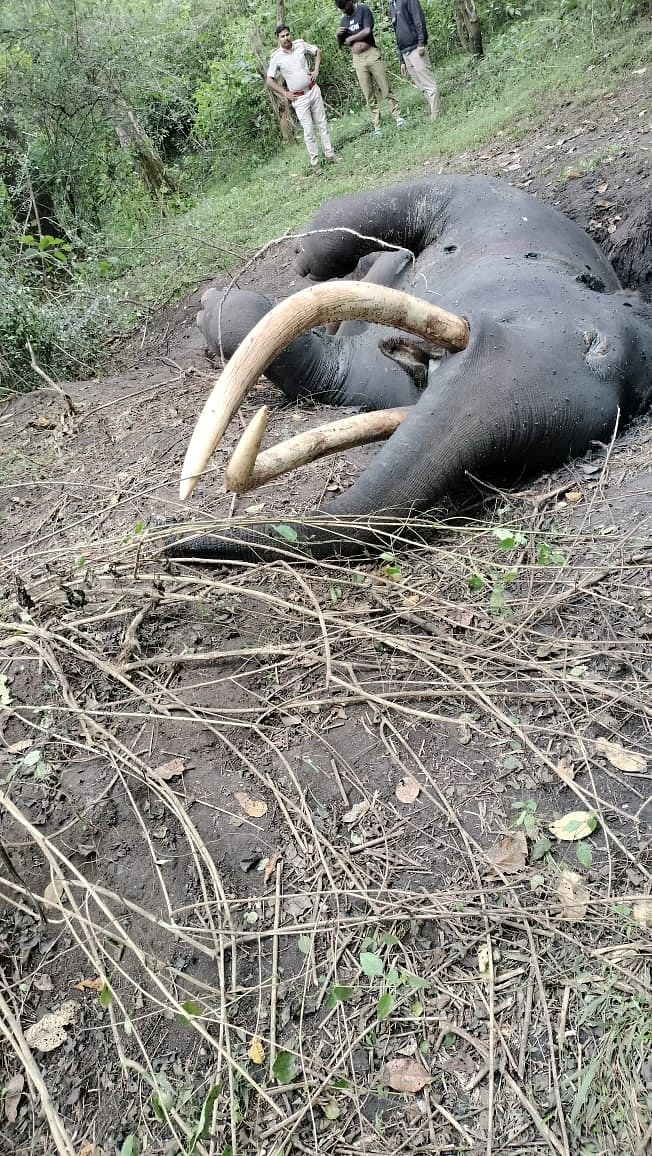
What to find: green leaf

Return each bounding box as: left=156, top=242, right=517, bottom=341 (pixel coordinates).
left=325, top=985, right=354, bottom=1009
left=467, top=573, right=485, bottom=591
left=530, top=874, right=545, bottom=890
left=329, top=586, right=342, bottom=603
left=380, top=933, right=401, bottom=947
left=502, top=754, right=523, bottom=772
left=385, top=967, right=400, bottom=985
left=272, top=524, right=298, bottom=544
left=378, top=551, right=395, bottom=562
left=188, top=1085, right=222, bottom=1150
left=400, top=972, right=429, bottom=990
left=323, top=1099, right=340, bottom=1120
left=536, top=541, right=553, bottom=565
left=493, top=527, right=526, bottom=549
left=272, top=1050, right=296, bottom=1084
left=99, top=983, right=113, bottom=1008
left=178, top=999, right=201, bottom=1026
left=382, top=563, right=402, bottom=579
left=576, top=841, right=593, bottom=868
left=532, top=836, right=552, bottom=861
left=297, top=935, right=312, bottom=955
left=376, top=992, right=394, bottom=1020
left=119, top=1138, right=137, bottom=1156
left=22, top=749, right=42, bottom=767
left=359, top=951, right=384, bottom=977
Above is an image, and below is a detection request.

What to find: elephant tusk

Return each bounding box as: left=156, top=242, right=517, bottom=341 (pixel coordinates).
left=179, top=280, right=469, bottom=500
left=225, top=404, right=270, bottom=493
left=225, top=407, right=410, bottom=494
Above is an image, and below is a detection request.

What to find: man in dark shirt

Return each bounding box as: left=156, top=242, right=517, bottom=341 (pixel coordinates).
left=390, top=0, right=439, bottom=118
left=335, top=0, right=404, bottom=135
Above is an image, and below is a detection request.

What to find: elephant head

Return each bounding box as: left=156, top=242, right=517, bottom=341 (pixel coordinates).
left=168, top=176, right=652, bottom=564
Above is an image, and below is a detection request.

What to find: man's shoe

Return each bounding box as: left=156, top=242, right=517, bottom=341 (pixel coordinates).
left=325, top=153, right=340, bottom=163
left=395, top=116, right=406, bottom=127
left=373, top=127, right=382, bottom=136
left=307, top=163, right=320, bottom=175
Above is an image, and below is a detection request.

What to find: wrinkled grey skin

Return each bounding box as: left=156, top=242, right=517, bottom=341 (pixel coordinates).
left=171, top=175, right=652, bottom=563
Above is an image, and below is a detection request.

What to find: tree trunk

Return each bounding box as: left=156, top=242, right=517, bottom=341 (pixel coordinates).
left=451, top=0, right=483, bottom=57
left=251, top=24, right=295, bottom=144
left=111, top=96, right=178, bottom=195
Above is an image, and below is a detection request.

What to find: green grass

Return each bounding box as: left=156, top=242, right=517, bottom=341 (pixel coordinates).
left=90, top=11, right=650, bottom=325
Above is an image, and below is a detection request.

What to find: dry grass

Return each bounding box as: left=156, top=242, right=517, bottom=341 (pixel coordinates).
left=0, top=411, right=650, bottom=1156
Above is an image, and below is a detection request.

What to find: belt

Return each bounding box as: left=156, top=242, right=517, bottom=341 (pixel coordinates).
left=291, top=81, right=314, bottom=99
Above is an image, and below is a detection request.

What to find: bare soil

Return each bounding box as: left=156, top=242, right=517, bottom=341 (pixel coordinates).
left=0, top=76, right=650, bottom=1156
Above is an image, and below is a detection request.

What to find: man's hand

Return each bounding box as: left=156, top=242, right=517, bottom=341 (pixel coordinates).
left=417, top=45, right=427, bottom=56
left=400, top=62, right=407, bottom=75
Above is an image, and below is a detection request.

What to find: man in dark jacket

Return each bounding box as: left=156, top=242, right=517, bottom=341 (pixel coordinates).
left=390, top=0, right=439, bottom=118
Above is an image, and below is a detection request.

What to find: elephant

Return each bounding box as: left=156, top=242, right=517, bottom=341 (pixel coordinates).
left=168, top=174, right=652, bottom=563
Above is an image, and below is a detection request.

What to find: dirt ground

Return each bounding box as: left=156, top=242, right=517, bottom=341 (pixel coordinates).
left=0, top=75, right=650, bottom=1156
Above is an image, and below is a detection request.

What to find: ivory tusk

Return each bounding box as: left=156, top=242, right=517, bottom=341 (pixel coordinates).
left=225, top=407, right=410, bottom=494
left=179, top=280, right=469, bottom=500
left=225, top=405, right=270, bottom=493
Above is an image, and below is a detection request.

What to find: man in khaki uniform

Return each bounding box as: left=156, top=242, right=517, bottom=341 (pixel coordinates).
left=335, top=1, right=405, bottom=136
left=390, top=0, right=439, bottom=119
left=266, top=24, right=339, bottom=169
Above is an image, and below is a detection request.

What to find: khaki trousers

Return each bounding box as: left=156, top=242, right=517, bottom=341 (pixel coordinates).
left=404, top=47, right=439, bottom=118
left=352, top=47, right=400, bottom=130
left=293, top=85, right=334, bottom=165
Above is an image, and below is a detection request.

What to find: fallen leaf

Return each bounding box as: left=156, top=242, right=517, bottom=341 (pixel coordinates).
left=78, top=1144, right=97, bottom=1156
left=263, top=853, right=280, bottom=885
left=557, top=870, right=589, bottom=923
left=595, top=181, right=609, bottom=194
left=564, top=490, right=583, bottom=503
left=380, top=1057, right=431, bottom=1093
left=73, top=976, right=104, bottom=992
left=43, top=878, right=65, bottom=909
left=342, top=799, right=370, bottom=826
left=395, top=775, right=420, bottom=804
left=33, top=973, right=53, bottom=992
left=549, top=811, right=597, bottom=842
left=148, top=757, right=186, bottom=782
left=0, top=676, right=12, bottom=707
left=248, top=1036, right=265, bottom=1064
left=31, top=414, right=56, bottom=430
left=594, top=737, right=647, bottom=774
left=487, top=831, right=528, bottom=873
left=6, top=739, right=31, bottom=754
left=4, top=1072, right=24, bottom=1122
left=632, top=898, right=652, bottom=930
left=234, top=792, right=268, bottom=818
left=555, top=755, right=576, bottom=781
left=24, top=1000, right=81, bottom=1052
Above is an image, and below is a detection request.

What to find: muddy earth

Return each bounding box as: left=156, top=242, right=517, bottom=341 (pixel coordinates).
left=0, top=76, right=650, bottom=1156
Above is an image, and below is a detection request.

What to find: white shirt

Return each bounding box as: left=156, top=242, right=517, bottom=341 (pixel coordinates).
left=267, top=39, right=317, bottom=94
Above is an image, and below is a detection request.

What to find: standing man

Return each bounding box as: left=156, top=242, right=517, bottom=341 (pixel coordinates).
left=266, top=24, right=339, bottom=171
left=335, top=1, right=405, bottom=136
left=390, top=0, right=439, bottom=119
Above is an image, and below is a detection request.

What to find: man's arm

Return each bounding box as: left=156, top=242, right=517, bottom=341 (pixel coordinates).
left=265, top=71, right=290, bottom=102
left=405, top=0, right=427, bottom=46
left=344, top=5, right=374, bottom=45
left=310, top=47, right=321, bottom=81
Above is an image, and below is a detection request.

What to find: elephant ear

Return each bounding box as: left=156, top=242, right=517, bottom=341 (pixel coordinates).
left=379, top=336, right=447, bottom=389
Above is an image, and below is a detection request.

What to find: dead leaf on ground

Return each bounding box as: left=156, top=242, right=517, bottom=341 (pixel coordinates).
left=24, top=1000, right=81, bottom=1052
left=73, top=976, right=104, bottom=992
left=555, top=755, right=576, bottom=781
left=234, top=791, right=268, bottom=818
left=148, top=757, right=186, bottom=782
left=557, top=870, right=590, bottom=923
left=78, top=1145, right=98, bottom=1156
left=342, top=799, right=370, bottom=826
left=594, top=737, right=647, bottom=774
left=248, top=1036, right=265, bottom=1065
left=395, top=775, right=420, bottom=804
left=380, top=1057, right=431, bottom=1093
left=33, top=973, right=53, bottom=992
left=487, top=831, right=528, bottom=873
left=564, top=490, right=583, bottom=503
left=6, top=739, right=32, bottom=754
left=30, top=414, right=56, bottom=430
left=632, top=897, right=652, bottom=930
left=595, top=181, right=609, bottom=193
left=3, top=1072, right=24, bottom=1122
left=263, top=853, right=280, bottom=885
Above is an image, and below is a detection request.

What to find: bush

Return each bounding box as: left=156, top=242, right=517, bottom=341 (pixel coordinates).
left=0, top=261, right=117, bottom=395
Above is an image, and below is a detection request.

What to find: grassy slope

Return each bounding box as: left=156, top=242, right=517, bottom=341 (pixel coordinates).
left=106, top=11, right=650, bottom=320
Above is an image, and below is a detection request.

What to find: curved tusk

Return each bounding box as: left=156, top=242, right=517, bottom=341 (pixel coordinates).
left=225, top=405, right=270, bottom=493
left=225, top=407, right=410, bottom=494
left=179, top=280, right=469, bottom=500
